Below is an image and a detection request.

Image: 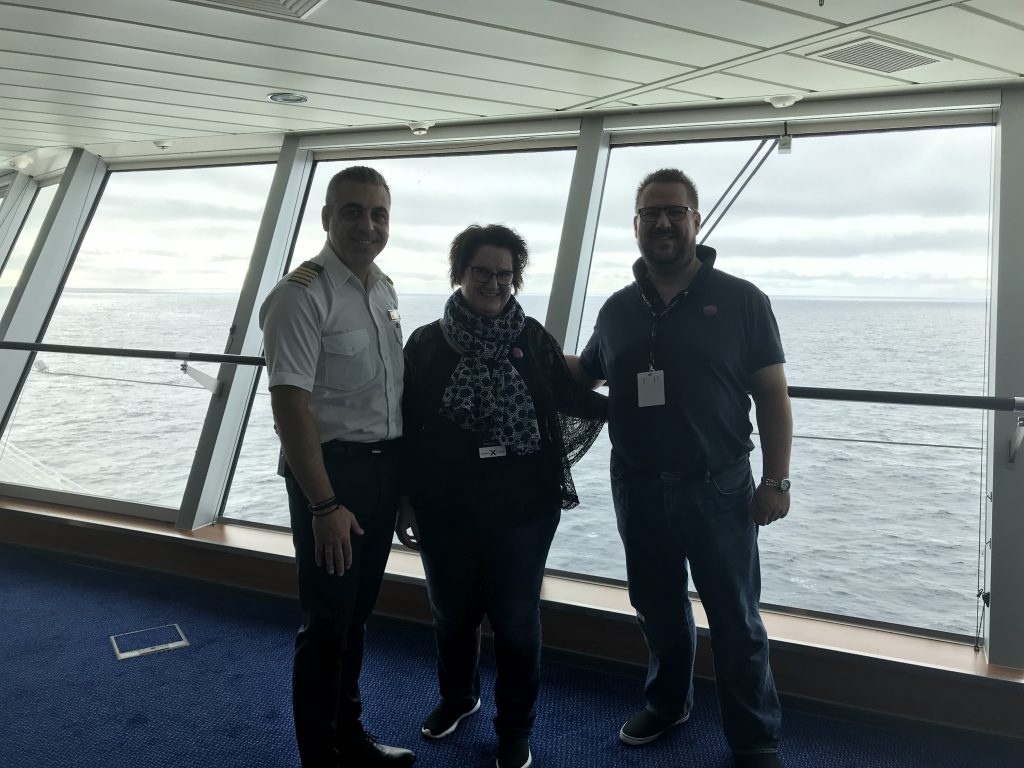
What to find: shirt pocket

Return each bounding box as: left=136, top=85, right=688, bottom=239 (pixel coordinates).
left=322, top=328, right=373, bottom=391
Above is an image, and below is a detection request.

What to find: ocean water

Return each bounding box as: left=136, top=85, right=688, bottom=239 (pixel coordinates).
left=0, top=290, right=988, bottom=636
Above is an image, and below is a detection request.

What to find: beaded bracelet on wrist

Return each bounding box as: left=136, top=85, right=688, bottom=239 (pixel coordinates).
left=308, top=495, right=337, bottom=513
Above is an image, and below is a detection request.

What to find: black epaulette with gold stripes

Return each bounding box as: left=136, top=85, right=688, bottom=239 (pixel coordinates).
left=287, top=261, right=324, bottom=288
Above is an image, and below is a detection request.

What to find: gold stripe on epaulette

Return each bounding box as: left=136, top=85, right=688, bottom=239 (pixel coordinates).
left=286, top=260, right=324, bottom=287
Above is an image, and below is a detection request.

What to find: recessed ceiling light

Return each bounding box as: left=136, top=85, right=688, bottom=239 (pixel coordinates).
left=267, top=92, right=308, bottom=104
left=409, top=121, right=435, bottom=136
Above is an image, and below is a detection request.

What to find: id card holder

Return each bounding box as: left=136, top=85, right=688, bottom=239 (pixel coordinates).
left=637, top=370, right=666, bottom=407
left=479, top=443, right=507, bottom=459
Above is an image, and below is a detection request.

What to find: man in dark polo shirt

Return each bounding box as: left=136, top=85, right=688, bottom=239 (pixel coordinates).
left=567, top=168, right=793, bottom=768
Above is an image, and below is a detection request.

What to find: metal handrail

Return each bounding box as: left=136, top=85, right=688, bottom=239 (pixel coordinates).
left=2, top=340, right=1022, bottom=413
left=0, top=340, right=264, bottom=367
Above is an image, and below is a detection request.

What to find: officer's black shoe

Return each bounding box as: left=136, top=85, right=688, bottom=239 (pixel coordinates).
left=733, top=751, right=783, bottom=768
left=339, top=727, right=416, bottom=767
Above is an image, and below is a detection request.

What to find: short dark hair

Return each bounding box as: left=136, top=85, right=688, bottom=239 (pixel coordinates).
left=448, top=224, right=529, bottom=292
left=325, top=166, right=390, bottom=206
left=635, top=168, right=699, bottom=211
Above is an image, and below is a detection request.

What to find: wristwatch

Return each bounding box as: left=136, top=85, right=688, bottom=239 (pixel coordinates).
left=761, top=476, right=791, bottom=493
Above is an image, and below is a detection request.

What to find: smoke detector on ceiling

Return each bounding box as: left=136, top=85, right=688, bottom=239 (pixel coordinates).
left=811, top=38, right=944, bottom=74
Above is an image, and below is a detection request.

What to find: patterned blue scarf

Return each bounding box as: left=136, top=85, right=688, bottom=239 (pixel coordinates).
left=439, top=291, right=541, bottom=455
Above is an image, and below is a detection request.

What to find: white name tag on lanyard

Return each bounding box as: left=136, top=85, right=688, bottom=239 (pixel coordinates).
left=637, top=370, right=666, bottom=407
left=479, top=444, right=507, bottom=459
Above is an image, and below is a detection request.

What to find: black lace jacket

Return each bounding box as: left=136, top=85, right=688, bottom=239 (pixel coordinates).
left=402, top=317, right=607, bottom=519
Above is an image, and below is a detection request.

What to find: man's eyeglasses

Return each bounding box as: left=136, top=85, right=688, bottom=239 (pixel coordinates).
left=636, top=205, right=696, bottom=222
left=468, top=266, right=515, bottom=286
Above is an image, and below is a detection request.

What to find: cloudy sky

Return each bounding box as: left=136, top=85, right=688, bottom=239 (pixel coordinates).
left=1, top=124, right=994, bottom=305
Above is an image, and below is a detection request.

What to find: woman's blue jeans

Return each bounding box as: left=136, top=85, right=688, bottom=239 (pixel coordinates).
left=611, top=451, right=781, bottom=754
left=418, top=510, right=559, bottom=739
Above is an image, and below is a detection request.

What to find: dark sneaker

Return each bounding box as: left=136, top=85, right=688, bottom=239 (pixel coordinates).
left=496, top=735, right=532, bottom=768
left=421, top=699, right=481, bottom=739
left=340, top=728, right=416, bottom=766
left=618, top=707, right=690, bottom=745
left=733, top=752, right=783, bottom=768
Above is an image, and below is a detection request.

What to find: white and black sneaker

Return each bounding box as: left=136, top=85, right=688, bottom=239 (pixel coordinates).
left=496, top=735, right=531, bottom=768
left=421, top=699, right=481, bottom=739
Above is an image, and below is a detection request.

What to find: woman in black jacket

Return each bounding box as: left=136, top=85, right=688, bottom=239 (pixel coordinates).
left=396, top=224, right=606, bottom=768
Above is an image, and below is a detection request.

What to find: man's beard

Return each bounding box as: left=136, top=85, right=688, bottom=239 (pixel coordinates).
left=639, top=232, right=691, bottom=269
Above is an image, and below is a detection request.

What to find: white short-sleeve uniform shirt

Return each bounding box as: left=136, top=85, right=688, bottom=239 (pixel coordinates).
left=259, top=242, right=404, bottom=443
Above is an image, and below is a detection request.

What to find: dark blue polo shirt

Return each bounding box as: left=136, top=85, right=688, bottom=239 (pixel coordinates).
left=580, top=246, right=785, bottom=474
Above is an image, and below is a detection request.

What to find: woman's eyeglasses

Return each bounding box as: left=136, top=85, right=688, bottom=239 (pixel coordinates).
left=468, top=266, right=514, bottom=286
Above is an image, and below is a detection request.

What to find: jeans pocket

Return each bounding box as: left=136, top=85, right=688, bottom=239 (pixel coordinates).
left=710, top=461, right=753, bottom=498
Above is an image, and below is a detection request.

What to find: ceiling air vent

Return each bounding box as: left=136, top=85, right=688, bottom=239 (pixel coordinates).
left=812, top=38, right=942, bottom=74
left=183, top=0, right=327, bottom=20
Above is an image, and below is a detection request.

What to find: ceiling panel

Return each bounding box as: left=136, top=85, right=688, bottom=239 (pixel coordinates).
left=670, top=72, right=812, bottom=99
left=967, top=0, right=1024, bottom=26
left=0, top=78, right=346, bottom=134
left=789, top=30, right=1015, bottom=84
left=0, top=6, right=580, bottom=113
left=0, top=120, right=134, bottom=145
left=0, top=53, right=452, bottom=129
left=0, top=103, right=212, bottom=140
left=0, top=34, right=532, bottom=123
left=762, top=0, right=959, bottom=25
left=728, top=53, right=908, bottom=91
left=871, top=7, right=1024, bottom=74
left=381, top=0, right=759, bottom=66
left=614, top=88, right=707, bottom=107
left=6, top=0, right=646, bottom=97
left=569, top=0, right=838, bottom=47
left=0, top=0, right=1021, bottom=165
left=309, top=0, right=689, bottom=82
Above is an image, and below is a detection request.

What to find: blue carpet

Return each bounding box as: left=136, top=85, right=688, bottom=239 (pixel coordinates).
left=1, top=544, right=1021, bottom=768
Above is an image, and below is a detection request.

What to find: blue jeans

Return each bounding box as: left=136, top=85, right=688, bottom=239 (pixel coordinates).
left=611, top=452, right=781, bottom=754
left=417, top=510, right=559, bottom=738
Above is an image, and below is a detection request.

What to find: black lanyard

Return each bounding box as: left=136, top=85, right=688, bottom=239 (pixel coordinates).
left=636, top=283, right=687, bottom=372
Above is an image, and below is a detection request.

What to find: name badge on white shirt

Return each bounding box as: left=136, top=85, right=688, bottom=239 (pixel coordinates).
left=479, top=443, right=507, bottom=459
left=388, top=309, right=401, bottom=322
left=637, top=370, right=666, bottom=407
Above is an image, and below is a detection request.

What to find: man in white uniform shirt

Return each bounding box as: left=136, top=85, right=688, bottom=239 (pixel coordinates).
left=260, top=166, right=413, bottom=768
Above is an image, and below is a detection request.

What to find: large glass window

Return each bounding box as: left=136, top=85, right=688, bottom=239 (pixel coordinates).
left=0, top=165, right=275, bottom=506
left=0, top=184, right=58, bottom=323
left=224, top=151, right=577, bottom=526
left=564, top=127, right=992, bottom=635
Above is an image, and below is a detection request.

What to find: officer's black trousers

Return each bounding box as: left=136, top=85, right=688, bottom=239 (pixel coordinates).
left=284, top=440, right=399, bottom=768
